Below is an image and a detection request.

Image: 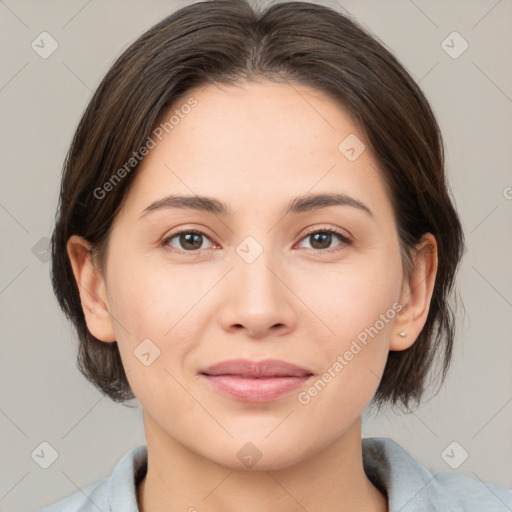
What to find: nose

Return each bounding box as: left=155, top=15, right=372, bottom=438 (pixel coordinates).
left=218, top=241, right=298, bottom=340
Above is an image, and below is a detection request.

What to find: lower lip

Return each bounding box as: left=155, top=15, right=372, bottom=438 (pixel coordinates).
left=201, top=374, right=312, bottom=402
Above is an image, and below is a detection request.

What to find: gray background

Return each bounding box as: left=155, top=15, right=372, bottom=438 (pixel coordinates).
left=1, top=0, right=511, bottom=510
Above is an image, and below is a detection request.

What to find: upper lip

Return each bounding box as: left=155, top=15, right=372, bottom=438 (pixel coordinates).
left=200, top=358, right=314, bottom=378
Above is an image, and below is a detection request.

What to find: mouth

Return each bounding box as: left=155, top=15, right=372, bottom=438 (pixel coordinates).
left=199, top=358, right=314, bottom=402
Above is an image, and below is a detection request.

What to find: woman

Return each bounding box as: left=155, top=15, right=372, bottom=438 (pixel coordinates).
left=39, top=0, right=512, bottom=510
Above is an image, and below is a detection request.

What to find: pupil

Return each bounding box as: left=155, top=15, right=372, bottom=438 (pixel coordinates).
left=182, top=233, right=202, bottom=250
left=312, top=232, right=331, bottom=249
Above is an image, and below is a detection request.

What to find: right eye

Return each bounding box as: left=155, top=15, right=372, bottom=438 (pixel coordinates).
left=162, top=229, right=217, bottom=252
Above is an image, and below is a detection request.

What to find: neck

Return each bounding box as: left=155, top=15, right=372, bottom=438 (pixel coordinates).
left=137, top=414, right=387, bottom=512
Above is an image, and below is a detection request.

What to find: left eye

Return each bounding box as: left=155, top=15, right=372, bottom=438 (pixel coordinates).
left=296, top=229, right=352, bottom=252
left=162, top=228, right=352, bottom=253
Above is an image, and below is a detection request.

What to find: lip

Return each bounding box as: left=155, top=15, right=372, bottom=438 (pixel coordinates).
left=199, top=358, right=314, bottom=403
left=201, top=358, right=313, bottom=378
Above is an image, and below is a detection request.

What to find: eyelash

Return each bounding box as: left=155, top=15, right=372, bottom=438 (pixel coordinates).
left=161, top=226, right=353, bottom=255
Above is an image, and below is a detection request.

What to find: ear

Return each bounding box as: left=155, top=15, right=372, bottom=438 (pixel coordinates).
left=66, top=235, right=116, bottom=343
left=391, top=233, right=438, bottom=351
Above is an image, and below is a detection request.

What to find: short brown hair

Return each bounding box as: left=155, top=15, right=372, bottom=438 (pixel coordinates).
left=51, top=0, right=465, bottom=410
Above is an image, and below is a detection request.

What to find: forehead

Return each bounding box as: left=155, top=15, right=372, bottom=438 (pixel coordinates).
left=118, top=79, right=393, bottom=224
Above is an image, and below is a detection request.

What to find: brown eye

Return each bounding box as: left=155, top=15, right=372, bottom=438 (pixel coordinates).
left=163, top=230, right=214, bottom=252
left=297, top=229, right=352, bottom=253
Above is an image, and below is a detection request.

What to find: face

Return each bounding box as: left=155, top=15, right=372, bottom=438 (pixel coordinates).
left=80, top=79, right=413, bottom=469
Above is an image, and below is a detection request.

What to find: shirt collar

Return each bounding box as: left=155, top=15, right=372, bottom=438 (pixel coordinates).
left=362, top=437, right=462, bottom=511
left=108, top=438, right=475, bottom=512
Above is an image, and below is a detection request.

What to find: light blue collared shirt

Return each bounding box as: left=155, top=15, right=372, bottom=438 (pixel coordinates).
left=36, top=437, right=512, bottom=511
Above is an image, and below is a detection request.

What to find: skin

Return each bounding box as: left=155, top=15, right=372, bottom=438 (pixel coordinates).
left=67, top=79, right=438, bottom=512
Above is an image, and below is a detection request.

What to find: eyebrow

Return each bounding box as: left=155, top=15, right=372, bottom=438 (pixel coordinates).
left=140, top=192, right=373, bottom=219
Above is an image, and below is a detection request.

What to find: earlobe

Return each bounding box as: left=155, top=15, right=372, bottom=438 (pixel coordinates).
left=391, top=233, right=438, bottom=351
left=66, top=235, right=116, bottom=343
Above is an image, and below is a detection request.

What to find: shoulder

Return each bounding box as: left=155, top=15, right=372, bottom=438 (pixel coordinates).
left=35, top=445, right=147, bottom=512
left=434, top=470, right=512, bottom=509
left=362, top=437, right=512, bottom=512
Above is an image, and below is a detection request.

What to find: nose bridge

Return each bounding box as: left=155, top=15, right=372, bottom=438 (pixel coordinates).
left=220, top=230, right=296, bottom=336
left=234, top=232, right=282, bottom=307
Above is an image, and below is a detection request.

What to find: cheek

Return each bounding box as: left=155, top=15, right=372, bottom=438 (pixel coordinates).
left=305, top=248, right=402, bottom=339
left=109, top=272, right=166, bottom=336
left=105, top=265, right=192, bottom=410
left=299, top=249, right=402, bottom=406
left=106, top=247, right=183, bottom=336
left=104, top=255, right=206, bottom=381
left=103, top=255, right=174, bottom=378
